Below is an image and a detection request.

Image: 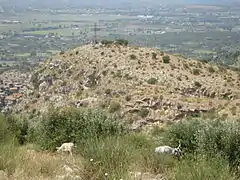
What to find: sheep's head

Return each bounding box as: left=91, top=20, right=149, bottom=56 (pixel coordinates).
left=173, top=141, right=184, bottom=158
left=173, top=148, right=183, bottom=157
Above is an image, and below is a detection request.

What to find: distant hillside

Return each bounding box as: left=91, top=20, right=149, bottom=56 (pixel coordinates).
left=14, top=41, right=240, bottom=129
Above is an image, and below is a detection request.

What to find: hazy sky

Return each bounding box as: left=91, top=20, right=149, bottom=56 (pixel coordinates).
left=0, top=0, right=239, bottom=8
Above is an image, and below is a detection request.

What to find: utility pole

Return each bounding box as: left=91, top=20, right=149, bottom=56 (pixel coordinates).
left=92, top=22, right=100, bottom=44
left=94, top=23, right=97, bottom=44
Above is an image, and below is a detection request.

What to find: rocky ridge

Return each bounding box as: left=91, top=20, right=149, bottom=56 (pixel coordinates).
left=14, top=42, right=240, bottom=128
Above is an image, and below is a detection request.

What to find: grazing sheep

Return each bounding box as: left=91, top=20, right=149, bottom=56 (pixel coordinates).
left=155, top=141, right=183, bottom=159
left=56, top=142, right=76, bottom=156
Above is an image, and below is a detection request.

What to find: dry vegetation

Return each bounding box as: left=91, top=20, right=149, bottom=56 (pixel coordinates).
left=1, top=107, right=240, bottom=180
left=2, top=41, right=239, bottom=179
left=15, top=42, right=240, bottom=125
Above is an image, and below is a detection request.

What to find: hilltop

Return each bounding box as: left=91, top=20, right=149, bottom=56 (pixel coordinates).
left=15, top=41, right=240, bottom=129
left=1, top=41, right=240, bottom=180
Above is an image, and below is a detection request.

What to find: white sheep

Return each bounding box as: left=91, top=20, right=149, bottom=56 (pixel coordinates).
left=56, top=142, right=76, bottom=156
left=155, top=141, right=183, bottom=159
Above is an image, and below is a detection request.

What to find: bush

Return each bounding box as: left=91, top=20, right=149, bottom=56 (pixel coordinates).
left=208, top=66, right=215, bottom=73
left=30, top=107, right=126, bottom=151
left=197, top=120, right=240, bottom=170
left=109, top=101, right=121, bottom=113
left=163, top=119, right=202, bottom=154
left=163, top=118, right=240, bottom=171
left=162, top=55, right=170, bottom=63
left=101, top=40, right=114, bottom=45
left=130, top=54, right=137, bottom=60
left=152, top=52, right=157, bottom=59
left=192, top=68, right=201, bottom=75
left=0, top=114, right=28, bottom=145
left=147, top=78, right=158, bottom=85
left=194, top=81, right=202, bottom=88
left=115, top=39, right=128, bottom=46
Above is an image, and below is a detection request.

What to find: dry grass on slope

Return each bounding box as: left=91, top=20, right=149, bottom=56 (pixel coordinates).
left=15, top=42, right=240, bottom=124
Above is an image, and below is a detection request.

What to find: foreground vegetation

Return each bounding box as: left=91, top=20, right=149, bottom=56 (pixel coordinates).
left=0, top=108, right=239, bottom=179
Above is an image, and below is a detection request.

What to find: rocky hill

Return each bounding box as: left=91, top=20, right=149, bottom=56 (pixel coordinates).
left=15, top=42, right=240, bottom=129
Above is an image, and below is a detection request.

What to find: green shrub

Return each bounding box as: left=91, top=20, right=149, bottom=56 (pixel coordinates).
left=0, top=114, right=28, bottom=145
left=197, top=120, right=240, bottom=170
left=183, top=63, right=189, bottom=69
left=208, top=66, right=215, bottom=73
left=101, top=40, right=114, bottom=45
left=30, top=107, right=125, bottom=151
left=162, top=55, right=170, bottom=63
left=130, top=54, right=137, bottom=60
left=152, top=52, right=157, bottom=59
left=163, top=119, right=202, bottom=154
left=194, top=81, right=202, bottom=88
left=115, top=39, right=128, bottom=46
left=125, top=95, right=132, bottom=102
left=147, top=78, right=158, bottom=85
left=109, top=101, right=121, bottom=113
left=192, top=68, right=201, bottom=75
left=163, top=118, right=240, bottom=171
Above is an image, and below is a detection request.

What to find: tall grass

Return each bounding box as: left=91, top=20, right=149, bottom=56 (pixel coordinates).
left=79, top=133, right=176, bottom=179
left=1, top=109, right=240, bottom=179
left=80, top=136, right=134, bottom=179
left=0, top=114, right=21, bottom=175
left=0, top=139, right=20, bottom=175
left=29, top=107, right=126, bottom=151
left=174, top=155, right=236, bottom=180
